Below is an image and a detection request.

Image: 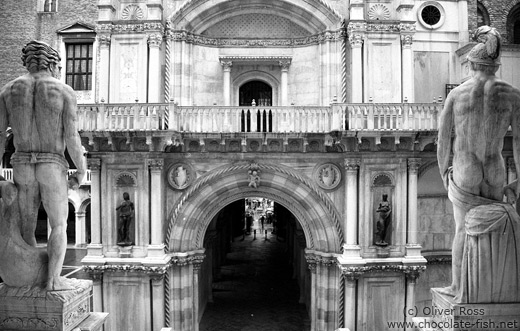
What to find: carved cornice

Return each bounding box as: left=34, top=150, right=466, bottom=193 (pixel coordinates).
left=338, top=264, right=427, bottom=280
left=96, top=22, right=164, bottom=34
left=165, top=29, right=346, bottom=48
left=83, top=264, right=168, bottom=275
left=169, top=253, right=205, bottom=267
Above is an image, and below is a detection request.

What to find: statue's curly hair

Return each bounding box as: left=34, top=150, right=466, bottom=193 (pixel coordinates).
left=21, top=40, right=61, bottom=73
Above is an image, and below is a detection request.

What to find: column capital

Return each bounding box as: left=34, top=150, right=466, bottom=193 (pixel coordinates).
left=220, top=60, right=232, bottom=71
left=88, top=158, right=101, bottom=171
left=97, top=34, right=111, bottom=47
left=401, top=34, right=413, bottom=48
left=148, top=159, right=164, bottom=171
left=151, top=274, right=165, bottom=286
left=344, top=158, right=361, bottom=171
left=148, top=33, right=163, bottom=48
left=279, top=59, right=292, bottom=71
left=407, top=158, right=421, bottom=172
left=348, top=34, right=364, bottom=48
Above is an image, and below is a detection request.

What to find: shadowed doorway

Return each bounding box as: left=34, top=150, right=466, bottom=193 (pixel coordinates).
left=239, top=81, right=272, bottom=106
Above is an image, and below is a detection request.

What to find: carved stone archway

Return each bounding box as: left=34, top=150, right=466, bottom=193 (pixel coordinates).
left=165, top=162, right=344, bottom=330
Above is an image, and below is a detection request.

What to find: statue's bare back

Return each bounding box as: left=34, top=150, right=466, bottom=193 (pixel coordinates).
left=449, top=76, right=520, bottom=201
left=3, top=72, right=74, bottom=155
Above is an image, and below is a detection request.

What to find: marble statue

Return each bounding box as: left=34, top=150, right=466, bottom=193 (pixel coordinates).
left=116, top=192, right=135, bottom=245
left=0, top=40, right=87, bottom=291
left=375, top=193, right=391, bottom=246
left=437, top=26, right=520, bottom=302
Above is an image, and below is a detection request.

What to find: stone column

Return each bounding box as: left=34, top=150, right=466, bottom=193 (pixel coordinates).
left=279, top=60, right=291, bottom=106
left=341, top=272, right=359, bottom=331
left=341, top=158, right=363, bottom=262
left=401, top=34, right=414, bottom=102
left=349, top=34, right=364, bottom=103
left=405, top=158, right=424, bottom=261
left=508, top=158, right=517, bottom=184
left=220, top=61, right=232, bottom=106
left=87, top=158, right=103, bottom=256
left=97, top=34, right=111, bottom=102
left=168, top=251, right=205, bottom=331
left=148, top=159, right=165, bottom=257
left=151, top=274, right=166, bottom=331
left=92, top=272, right=104, bottom=312
left=148, top=33, right=162, bottom=103
left=405, top=271, right=421, bottom=327
left=75, top=212, right=86, bottom=247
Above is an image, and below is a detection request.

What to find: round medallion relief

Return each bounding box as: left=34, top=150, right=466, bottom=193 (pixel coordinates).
left=167, top=163, right=195, bottom=190
left=313, top=163, right=342, bottom=190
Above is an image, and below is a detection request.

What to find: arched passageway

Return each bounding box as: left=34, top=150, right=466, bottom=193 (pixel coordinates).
left=199, top=199, right=311, bottom=330
left=165, top=162, right=343, bottom=331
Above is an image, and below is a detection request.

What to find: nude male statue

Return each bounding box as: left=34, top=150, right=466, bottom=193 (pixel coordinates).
left=437, top=26, right=520, bottom=297
left=0, top=40, right=87, bottom=291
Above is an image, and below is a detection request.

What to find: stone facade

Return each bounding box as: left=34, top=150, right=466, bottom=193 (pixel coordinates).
left=1, top=0, right=520, bottom=331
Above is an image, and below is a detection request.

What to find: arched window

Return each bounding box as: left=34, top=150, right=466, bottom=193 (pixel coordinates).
left=507, top=4, right=520, bottom=44
left=477, top=2, right=490, bottom=28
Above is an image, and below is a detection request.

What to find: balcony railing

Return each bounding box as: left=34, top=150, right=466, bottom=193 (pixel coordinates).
left=77, top=102, right=444, bottom=133
left=1, top=169, right=92, bottom=185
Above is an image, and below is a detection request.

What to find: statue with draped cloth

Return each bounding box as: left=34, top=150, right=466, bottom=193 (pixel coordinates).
left=437, top=26, right=520, bottom=303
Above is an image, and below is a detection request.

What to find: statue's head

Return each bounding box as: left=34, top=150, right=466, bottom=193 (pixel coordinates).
left=467, top=26, right=501, bottom=74
left=21, top=40, right=61, bottom=75
left=123, top=192, right=130, bottom=200
left=382, top=193, right=388, bottom=200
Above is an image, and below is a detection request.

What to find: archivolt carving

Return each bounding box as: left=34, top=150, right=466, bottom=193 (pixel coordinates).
left=166, top=163, right=344, bottom=251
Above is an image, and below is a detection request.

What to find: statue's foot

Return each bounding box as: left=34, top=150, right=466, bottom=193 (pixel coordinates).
left=436, top=285, right=457, bottom=297
left=47, top=277, right=75, bottom=291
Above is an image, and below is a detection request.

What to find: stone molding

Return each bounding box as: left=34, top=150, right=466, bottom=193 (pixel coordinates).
left=96, top=22, right=164, bottom=34
left=83, top=265, right=168, bottom=275
left=338, top=264, right=426, bottom=281
left=165, top=28, right=346, bottom=48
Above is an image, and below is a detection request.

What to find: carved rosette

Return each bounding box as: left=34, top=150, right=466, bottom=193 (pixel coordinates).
left=167, top=162, right=195, bottom=190
left=148, top=33, right=163, bottom=48
left=408, top=158, right=421, bottom=173
left=314, top=163, right=342, bottom=190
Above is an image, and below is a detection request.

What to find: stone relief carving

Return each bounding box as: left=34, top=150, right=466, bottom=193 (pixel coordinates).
left=167, top=163, right=195, bottom=190
left=368, top=4, right=391, bottom=20
left=248, top=163, right=260, bottom=188
left=314, top=163, right=342, bottom=190
left=121, top=4, right=144, bottom=20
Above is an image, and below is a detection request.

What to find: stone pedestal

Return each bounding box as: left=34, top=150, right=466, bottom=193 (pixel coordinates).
left=415, top=288, right=520, bottom=331
left=0, top=279, right=107, bottom=331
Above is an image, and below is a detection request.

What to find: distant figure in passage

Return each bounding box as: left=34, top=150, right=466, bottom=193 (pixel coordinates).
left=0, top=40, right=87, bottom=291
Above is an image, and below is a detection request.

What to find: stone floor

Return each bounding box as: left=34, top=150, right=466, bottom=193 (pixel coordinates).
left=199, top=224, right=311, bottom=331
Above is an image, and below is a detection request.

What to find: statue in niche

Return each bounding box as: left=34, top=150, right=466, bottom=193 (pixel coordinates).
left=0, top=41, right=87, bottom=291
left=248, top=163, right=260, bottom=188
left=374, top=193, right=391, bottom=246
left=437, top=26, right=520, bottom=303
left=116, top=192, right=135, bottom=246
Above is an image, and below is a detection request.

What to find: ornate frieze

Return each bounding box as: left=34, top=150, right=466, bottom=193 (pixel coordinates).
left=165, top=28, right=346, bottom=48
left=83, top=264, right=168, bottom=275
left=96, top=22, right=164, bottom=34
left=170, top=253, right=205, bottom=267
left=0, top=317, right=59, bottom=330
left=338, top=264, right=427, bottom=279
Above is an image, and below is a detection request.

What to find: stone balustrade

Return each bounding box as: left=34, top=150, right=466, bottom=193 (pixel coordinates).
left=77, top=102, right=444, bottom=133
